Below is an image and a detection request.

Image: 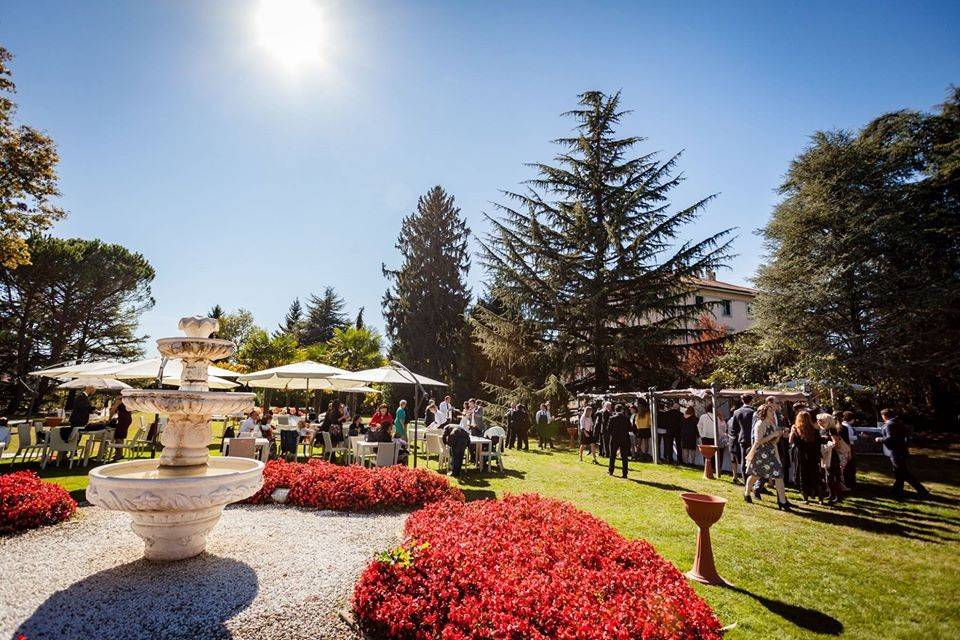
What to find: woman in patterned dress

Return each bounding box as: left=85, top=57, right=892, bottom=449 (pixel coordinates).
left=744, top=404, right=793, bottom=510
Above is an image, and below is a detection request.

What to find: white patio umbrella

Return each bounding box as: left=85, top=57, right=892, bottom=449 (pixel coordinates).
left=329, top=366, right=447, bottom=387
left=237, top=360, right=358, bottom=396
left=30, top=361, right=123, bottom=378
left=57, top=377, right=132, bottom=390
left=101, top=358, right=241, bottom=380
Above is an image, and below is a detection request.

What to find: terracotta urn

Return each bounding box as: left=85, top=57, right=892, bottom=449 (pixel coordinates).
left=698, top=444, right=719, bottom=479
left=680, top=492, right=730, bottom=586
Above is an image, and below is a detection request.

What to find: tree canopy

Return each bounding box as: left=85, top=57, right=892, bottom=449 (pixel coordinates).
left=302, top=287, right=348, bottom=345
left=472, top=91, right=732, bottom=397
left=0, top=47, right=66, bottom=269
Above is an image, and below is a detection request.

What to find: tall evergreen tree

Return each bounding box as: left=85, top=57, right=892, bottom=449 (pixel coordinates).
left=473, top=91, right=732, bottom=395
left=355, top=306, right=365, bottom=330
left=383, top=186, right=471, bottom=385
left=278, top=297, right=304, bottom=342
left=302, top=287, right=348, bottom=345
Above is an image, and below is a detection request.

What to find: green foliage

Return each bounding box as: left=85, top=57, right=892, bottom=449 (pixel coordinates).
left=738, top=86, right=960, bottom=425
left=302, top=287, right=348, bottom=345
left=0, top=47, right=66, bottom=269
left=0, top=235, right=155, bottom=412
left=383, top=186, right=471, bottom=392
left=376, top=542, right=429, bottom=568
left=235, top=327, right=299, bottom=372
left=215, top=308, right=255, bottom=359
left=473, top=91, right=732, bottom=396
left=278, top=297, right=304, bottom=344
left=303, top=326, right=385, bottom=372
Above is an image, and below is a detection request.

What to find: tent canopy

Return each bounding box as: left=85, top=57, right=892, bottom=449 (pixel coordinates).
left=30, top=361, right=122, bottom=378
left=578, top=387, right=810, bottom=403
left=331, top=366, right=447, bottom=387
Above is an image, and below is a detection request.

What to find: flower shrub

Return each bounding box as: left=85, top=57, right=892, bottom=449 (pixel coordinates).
left=245, top=459, right=464, bottom=511
left=0, top=471, right=76, bottom=534
left=353, top=494, right=722, bottom=640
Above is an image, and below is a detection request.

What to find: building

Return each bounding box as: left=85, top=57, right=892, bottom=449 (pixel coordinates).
left=690, top=272, right=757, bottom=333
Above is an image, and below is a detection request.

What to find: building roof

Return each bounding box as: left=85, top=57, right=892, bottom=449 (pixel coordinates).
left=691, top=277, right=758, bottom=296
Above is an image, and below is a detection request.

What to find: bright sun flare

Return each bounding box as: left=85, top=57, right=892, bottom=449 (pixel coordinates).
left=252, top=0, right=325, bottom=71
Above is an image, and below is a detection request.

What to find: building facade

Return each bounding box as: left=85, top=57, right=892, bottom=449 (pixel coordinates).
left=690, top=273, right=757, bottom=334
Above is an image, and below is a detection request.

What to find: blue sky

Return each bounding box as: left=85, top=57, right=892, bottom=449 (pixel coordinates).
left=3, top=1, right=958, bottom=354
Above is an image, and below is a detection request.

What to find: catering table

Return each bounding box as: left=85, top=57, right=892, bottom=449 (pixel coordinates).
left=469, top=436, right=492, bottom=468
left=221, top=437, right=270, bottom=462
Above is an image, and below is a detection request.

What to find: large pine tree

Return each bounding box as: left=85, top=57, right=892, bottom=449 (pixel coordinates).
left=278, top=297, right=304, bottom=343
left=301, top=287, right=348, bottom=346
left=383, top=186, right=471, bottom=385
left=473, top=91, right=731, bottom=394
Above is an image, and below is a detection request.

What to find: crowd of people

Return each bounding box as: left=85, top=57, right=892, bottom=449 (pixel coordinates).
left=574, top=393, right=932, bottom=503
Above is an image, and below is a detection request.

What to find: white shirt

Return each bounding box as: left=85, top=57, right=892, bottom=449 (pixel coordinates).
left=438, top=401, right=453, bottom=422
left=579, top=414, right=593, bottom=432
left=697, top=413, right=716, bottom=439
left=239, top=417, right=262, bottom=438
left=842, top=422, right=858, bottom=443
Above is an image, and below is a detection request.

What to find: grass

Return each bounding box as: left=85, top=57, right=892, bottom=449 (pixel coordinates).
left=4, top=423, right=959, bottom=639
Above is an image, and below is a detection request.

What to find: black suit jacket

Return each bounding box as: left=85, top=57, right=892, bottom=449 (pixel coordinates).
left=595, top=409, right=612, bottom=438
left=730, top=405, right=755, bottom=447
left=69, top=392, right=93, bottom=427
left=607, top=412, right=632, bottom=445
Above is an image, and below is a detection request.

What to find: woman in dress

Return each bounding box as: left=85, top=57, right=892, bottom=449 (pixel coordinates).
left=578, top=405, right=599, bottom=464
left=108, top=396, right=133, bottom=461
left=680, top=406, right=699, bottom=466
left=790, top=410, right=825, bottom=503
left=744, top=404, right=792, bottom=510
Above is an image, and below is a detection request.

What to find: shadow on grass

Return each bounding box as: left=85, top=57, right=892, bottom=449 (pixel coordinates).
left=15, top=555, right=258, bottom=640
left=625, top=477, right=694, bottom=492
left=723, top=585, right=843, bottom=636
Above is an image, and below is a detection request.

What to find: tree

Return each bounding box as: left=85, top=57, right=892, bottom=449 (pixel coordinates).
left=472, top=91, right=732, bottom=397
left=383, top=186, right=472, bottom=387
left=0, top=236, right=155, bottom=412
left=0, top=48, right=67, bottom=269
left=305, top=326, right=385, bottom=372
left=278, top=298, right=304, bottom=343
left=216, top=308, right=255, bottom=358
left=679, top=315, right=728, bottom=384
left=302, top=287, right=348, bottom=345
left=208, top=304, right=224, bottom=320
left=235, top=327, right=299, bottom=373
left=355, top=306, right=365, bottom=330
left=736, top=87, right=960, bottom=426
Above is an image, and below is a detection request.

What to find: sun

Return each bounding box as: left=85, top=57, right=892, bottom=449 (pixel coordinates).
left=252, top=0, right=326, bottom=72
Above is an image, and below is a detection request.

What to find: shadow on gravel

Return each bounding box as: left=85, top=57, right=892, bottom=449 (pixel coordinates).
left=15, top=554, right=257, bottom=640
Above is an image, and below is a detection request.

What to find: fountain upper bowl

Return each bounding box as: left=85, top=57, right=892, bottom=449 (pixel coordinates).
left=156, top=337, right=235, bottom=361
left=121, top=389, right=254, bottom=416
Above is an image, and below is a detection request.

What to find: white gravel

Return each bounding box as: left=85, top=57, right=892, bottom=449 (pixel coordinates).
left=1, top=505, right=408, bottom=640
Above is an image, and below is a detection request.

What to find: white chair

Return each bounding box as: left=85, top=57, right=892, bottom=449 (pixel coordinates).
left=102, top=426, right=144, bottom=460
left=424, top=433, right=444, bottom=470
left=82, top=428, right=114, bottom=465
left=481, top=426, right=507, bottom=474
left=321, top=431, right=349, bottom=463
left=41, top=428, right=81, bottom=469
left=11, top=424, right=46, bottom=464
left=362, top=441, right=397, bottom=468
left=226, top=437, right=257, bottom=459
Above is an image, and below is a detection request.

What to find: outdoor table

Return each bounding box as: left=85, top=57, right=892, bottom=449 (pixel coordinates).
left=221, top=437, right=270, bottom=462
left=470, top=436, right=491, bottom=468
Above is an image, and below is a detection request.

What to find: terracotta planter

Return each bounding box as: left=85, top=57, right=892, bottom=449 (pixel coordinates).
left=697, top=444, right=718, bottom=479
left=680, top=492, right=730, bottom=586
left=44, top=417, right=63, bottom=427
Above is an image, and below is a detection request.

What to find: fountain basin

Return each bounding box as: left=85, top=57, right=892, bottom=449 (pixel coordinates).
left=122, top=389, right=254, bottom=416
left=88, top=457, right=264, bottom=561
left=157, top=337, right=235, bottom=362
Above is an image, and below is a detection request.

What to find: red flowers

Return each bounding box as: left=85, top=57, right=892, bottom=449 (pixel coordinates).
left=353, top=494, right=722, bottom=639
left=245, top=459, right=465, bottom=511
left=0, top=471, right=76, bottom=534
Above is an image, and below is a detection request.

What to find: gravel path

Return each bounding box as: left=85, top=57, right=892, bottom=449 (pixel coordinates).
left=1, top=505, right=408, bottom=640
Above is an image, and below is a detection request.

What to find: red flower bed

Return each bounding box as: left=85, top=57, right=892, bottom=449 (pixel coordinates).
left=353, top=494, right=722, bottom=640
left=0, top=471, right=76, bottom=534
left=246, top=460, right=464, bottom=511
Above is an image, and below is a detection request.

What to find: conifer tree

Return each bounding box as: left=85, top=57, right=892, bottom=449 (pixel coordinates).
left=473, top=91, right=732, bottom=394
left=301, top=287, right=348, bottom=346
left=383, top=186, right=471, bottom=385
left=278, top=297, right=304, bottom=343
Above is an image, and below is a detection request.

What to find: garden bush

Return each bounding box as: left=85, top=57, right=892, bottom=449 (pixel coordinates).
left=245, top=459, right=464, bottom=511
left=353, top=493, right=722, bottom=639
left=0, top=471, right=76, bottom=534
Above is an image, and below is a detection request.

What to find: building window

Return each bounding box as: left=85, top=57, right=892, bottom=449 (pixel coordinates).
left=695, top=295, right=704, bottom=306
left=720, top=299, right=732, bottom=317
left=746, top=302, right=754, bottom=317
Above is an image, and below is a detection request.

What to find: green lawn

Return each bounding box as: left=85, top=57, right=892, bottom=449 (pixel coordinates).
left=4, top=426, right=959, bottom=640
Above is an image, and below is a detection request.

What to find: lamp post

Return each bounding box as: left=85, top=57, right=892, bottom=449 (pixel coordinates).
left=390, top=360, right=427, bottom=468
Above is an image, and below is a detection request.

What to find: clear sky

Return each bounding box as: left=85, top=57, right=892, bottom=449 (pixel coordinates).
left=2, top=1, right=958, bottom=354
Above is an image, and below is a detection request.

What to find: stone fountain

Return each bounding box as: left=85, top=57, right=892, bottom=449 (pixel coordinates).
left=87, top=317, right=264, bottom=561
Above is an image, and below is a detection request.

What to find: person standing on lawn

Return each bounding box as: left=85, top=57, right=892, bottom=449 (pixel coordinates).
left=505, top=403, right=519, bottom=449
left=579, top=405, right=599, bottom=464
left=744, top=404, right=792, bottom=510
left=535, top=402, right=553, bottom=449
left=876, top=408, right=930, bottom=499
left=595, top=401, right=613, bottom=458
left=840, top=411, right=858, bottom=488
left=729, top=394, right=755, bottom=482
left=514, top=404, right=531, bottom=451
left=393, top=400, right=408, bottom=440
left=607, top=404, right=632, bottom=478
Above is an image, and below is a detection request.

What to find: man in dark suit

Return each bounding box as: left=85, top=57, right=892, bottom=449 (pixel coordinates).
left=607, top=404, right=632, bottom=478
left=514, top=404, right=531, bottom=451
left=728, top=394, right=755, bottom=480
left=505, top=403, right=519, bottom=449
left=595, top=401, right=613, bottom=458
left=876, top=408, right=930, bottom=499
left=657, top=402, right=682, bottom=464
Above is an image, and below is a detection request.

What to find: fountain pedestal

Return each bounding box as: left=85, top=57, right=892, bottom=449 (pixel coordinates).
left=87, top=317, right=264, bottom=561
left=680, top=492, right=730, bottom=586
